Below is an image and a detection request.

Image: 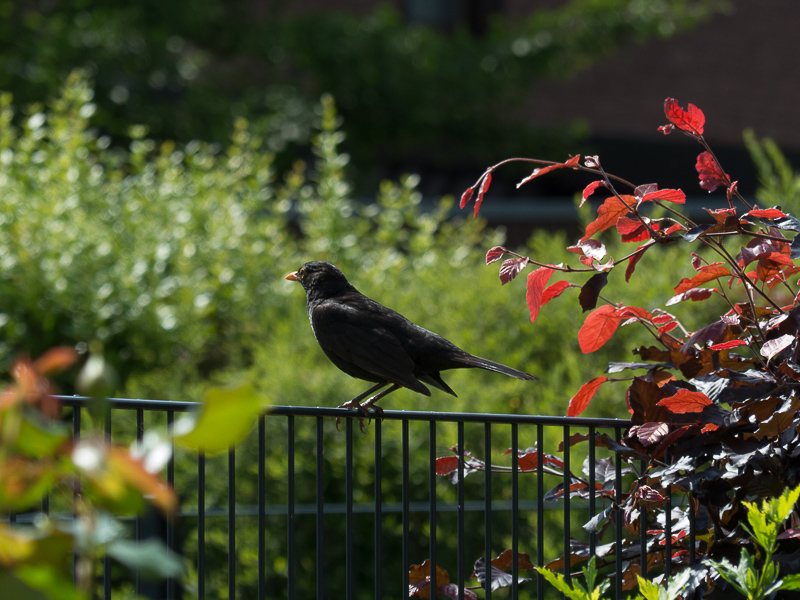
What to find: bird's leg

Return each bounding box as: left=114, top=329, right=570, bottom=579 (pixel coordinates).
left=336, top=382, right=389, bottom=430
left=352, top=384, right=400, bottom=432
left=338, top=382, right=389, bottom=413
left=360, top=383, right=400, bottom=413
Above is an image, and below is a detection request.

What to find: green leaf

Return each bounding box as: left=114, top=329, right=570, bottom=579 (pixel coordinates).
left=778, top=574, right=800, bottom=591
left=636, top=576, right=666, bottom=600
left=0, top=567, right=85, bottom=600
left=742, top=484, right=800, bottom=552
left=582, top=556, right=599, bottom=590
left=107, top=538, right=185, bottom=580
left=705, top=558, right=748, bottom=597
left=535, top=567, right=590, bottom=600
left=59, top=511, right=125, bottom=552
left=174, top=383, right=267, bottom=455
left=15, top=408, right=69, bottom=458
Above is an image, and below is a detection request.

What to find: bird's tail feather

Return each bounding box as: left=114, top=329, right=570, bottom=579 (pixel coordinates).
left=457, top=355, right=538, bottom=381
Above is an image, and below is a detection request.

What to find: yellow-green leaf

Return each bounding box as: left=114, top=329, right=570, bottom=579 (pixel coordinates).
left=175, top=383, right=267, bottom=455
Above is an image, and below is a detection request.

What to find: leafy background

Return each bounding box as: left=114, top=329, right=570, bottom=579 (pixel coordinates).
left=4, top=1, right=799, bottom=598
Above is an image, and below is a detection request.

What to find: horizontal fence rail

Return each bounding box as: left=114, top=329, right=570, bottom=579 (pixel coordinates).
left=0, top=396, right=699, bottom=599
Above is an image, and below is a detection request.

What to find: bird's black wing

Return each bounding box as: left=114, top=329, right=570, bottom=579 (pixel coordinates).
left=310, top=298, right=431, bottom=395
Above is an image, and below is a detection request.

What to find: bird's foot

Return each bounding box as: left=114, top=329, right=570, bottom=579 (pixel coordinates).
left=336, top=399, right=369, bottom=431
left=335, top=398, right=383, bottom=432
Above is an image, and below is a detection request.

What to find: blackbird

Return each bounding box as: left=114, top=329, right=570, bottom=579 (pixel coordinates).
left=285, top=261, right=537, bottom=414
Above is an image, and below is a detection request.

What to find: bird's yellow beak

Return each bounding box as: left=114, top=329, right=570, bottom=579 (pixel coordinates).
left=285, top=271, right=300, bottom=282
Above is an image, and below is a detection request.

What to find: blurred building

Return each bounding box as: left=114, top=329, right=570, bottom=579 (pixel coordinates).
left=274, top=0, right=799, bottom=238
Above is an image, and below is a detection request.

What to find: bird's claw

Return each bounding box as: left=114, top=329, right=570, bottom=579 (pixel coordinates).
left=335, top=399, right=383, bottom=432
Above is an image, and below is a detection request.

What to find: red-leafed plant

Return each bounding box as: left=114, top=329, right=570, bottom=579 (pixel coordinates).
left=416, top=99, right=800, bottom=597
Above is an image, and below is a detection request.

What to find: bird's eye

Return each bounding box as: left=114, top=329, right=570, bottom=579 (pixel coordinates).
left=298, top=268, right=305, bottom=279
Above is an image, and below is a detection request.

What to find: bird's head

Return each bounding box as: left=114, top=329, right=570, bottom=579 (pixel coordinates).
left=285, top=261, right=354, bottom=298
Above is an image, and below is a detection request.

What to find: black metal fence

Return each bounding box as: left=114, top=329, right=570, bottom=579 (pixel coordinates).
left=8, top=397, right=692, bottom=599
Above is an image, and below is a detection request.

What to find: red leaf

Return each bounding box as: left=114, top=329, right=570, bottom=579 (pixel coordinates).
left=651, top=425, right=691, bottom=459
left=34, top=346, right=79, bottom=375
left=459, top=186, right=475, bottom=209
left=696, top=151, right=730, bottom=192
left=635, top=422, right=669, bottom=447
left=568, top=238, right=607, bottom=262
left=673, top=265, right=732, bottom=294
left=757, top=251, right=794, bottom=267
left=705, top=207, right=737, bottom=224
left=486, top=246, right=508, bottom=265
left=701, top=423, right=719, bottom=433
left=409, top=560, right=450, bottom=598
left=567, top=376, right=608, bottom=417
left=637, top=485, right=666, bottom=504
left=582, top=195, right=634, bottom=240
left=664, top=98, right=705, bottom=135
left=440, top=583, right=477, bottom=600
left=499, top=257, right=529, bottom=285
left=616, top=217, right=655, bottom=243
left=709, top=339, right=747, bottom=351
left=517, top=155, right=580, bottom=188
left=474, top=172, right=492, bottom=218
left=641, top=188, right=686, bottom=205
left=656, top=389, right=712, bottom=413
left=581, top=180, right=607, bottom=206
left=490, top=549, right=536, bottom=571
left=777, top=529, right=800, bottom=541
left=616, top=217, right=644, bottom=236
left=658, top=124, right=675, bottom=135
left=614, top=306, right=653, bottom=321
left=625, top=243, right=652, bottom=283
left=664, top=223, right=684, bottom=235
left=542, top=280, right=570, bottom=305
left=657, top=321, right=678, bottom=334
left=760, top=334, right=794, bottom=360
left=526, top=267, right=555, bottom=324
left=435, top=456, right=459, bottom=476
left=508, top=449, right=564, bottom=472
left=579, top=304, right=622, bottom=354
left=666, top=287, right=716, bottom=305
left=748, top=208, right=788, bottom=219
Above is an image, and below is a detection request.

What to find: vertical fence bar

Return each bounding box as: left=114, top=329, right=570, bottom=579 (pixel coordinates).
left=484, top=423, right=492, bottom=600
left=374, top=419, right=382, bottom=600
left=228, top=447, right=236, bottom=600
left=104, top=410, right=112, bottom=600
left=664, top=449, right=672, bottom=580
left=588, top=425, right=596, bottom=560
left=614, top=427, right=623, bottom=600
left=315, top=416, right=324, bottom=600
left=563, top=424, right=571, bottom=585
left=429, top=420, right=437, bottom=597
left=688, top=491, right=696, bottom=565
left=639, top=459, right=647, bottom=581
left=457, top=421, right=465, bottom=600
left=288, top=415, right=296, bottom=600
left=72, top=406, right=81, bottom=583
left=258, top=415, right=266, bottom=600
left=511, top=423, right=519, bottom=600
left=166, top=410, right=175, bottom=600
left=198, top=452, right=205, bottom=600
left=402, top=420, right=410, bottom=598
left=135, top=408, right=144, bottom=597
left=536, top=423, right=544, bottom=600
left=345, top=418, right=354, bottom=600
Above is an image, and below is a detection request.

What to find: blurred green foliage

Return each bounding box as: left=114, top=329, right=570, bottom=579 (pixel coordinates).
left=0, top=0, right=728, bottom=188
left=8, top=70, right=792, bottom=597
left=0, top=73, right=692, bottom=589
